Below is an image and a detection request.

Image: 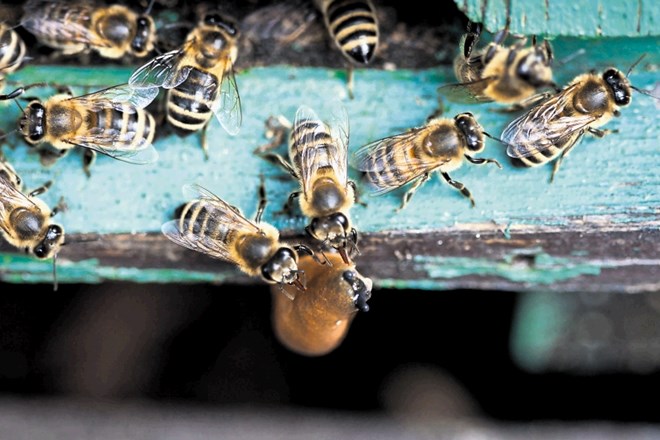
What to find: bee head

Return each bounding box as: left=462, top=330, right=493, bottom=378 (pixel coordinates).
left=454, top=113, right=484, bottom=153
left=33, top=224, right=64, bottom=259
left=19, top=101, right=46, bottom=144
left=131, top=15, right=155, bottom=56
left=342, top=270, right=372, bottom=312
left=603, top=68, right=632, bottom=106
left=203, top=12, right=239, bottom=37
left=308, top=213, right=351, bottom=250
left=516, top=42, right=554, bottom=88
left=262, top=247, right=300, bottom=285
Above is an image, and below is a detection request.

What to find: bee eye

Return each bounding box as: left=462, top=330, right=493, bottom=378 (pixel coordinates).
left=204, top=13, right=222, bottom=25
left=34, top=245, right=47, bottom=259
left=342, top=271, right=356, bottom=282
left=332, top=213, right=348, bottom=229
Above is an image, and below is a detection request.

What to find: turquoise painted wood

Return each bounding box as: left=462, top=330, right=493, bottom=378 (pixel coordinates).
left=0, top=37, right=658, bottom=286
left=457, top=0, right=660, bottom=37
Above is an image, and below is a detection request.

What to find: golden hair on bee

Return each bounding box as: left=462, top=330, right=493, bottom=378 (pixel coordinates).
left=271, top=252, right=372, bottom=356
left=440, top=22, right=555, bottom=106
left=352, top=112, right=501, bottom=211
left=0, top=157, right=65, bottom=291
left=129, top=9, right=242, bottom=158
left=21, top=0, right=157, bottom=59
left=1, top=83, right=158, bottom=174
left=502, top=55, right=656, bottom=181
left=162, top=183, right=314, bottom=291
left=0, top=23, right=27, bottom=92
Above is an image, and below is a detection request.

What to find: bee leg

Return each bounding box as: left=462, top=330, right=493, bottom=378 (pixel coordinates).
left=549, top=143, right=577, bottom=183
left=465, top=155, right=502, bottom=169
left=294, top=244, right=327, bottom=266
left=54, top=85, right=75, bottom=96
left=276, top=191, right=301, bottom=216
left=253, top=115, right=292, bottom=154
left=50, top=197, right=67, bottom=217
left=587, top=127, right=617, bottom=138
left=254, top=175, right=268, bottom=224
left=200, top=123, right=210, bottom=160
left=348, top=180, right=367, bottom=207
left=29, top=180, right=52, bottom=198
left=346, top=65, right=355, bottom=100
left=260, top=153, right=299, bottom=180
left=484, top=28, right=509, bottom=63
left=82, top=150, right=96, bottom=177
left=463, top=22, right=482, bottom=59
left=397, top=172, right=431, bottom=212
left=440, top=171, right=475, bottom=207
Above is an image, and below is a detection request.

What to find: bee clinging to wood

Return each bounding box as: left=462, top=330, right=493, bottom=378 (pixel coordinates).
left=351, top=112, right=501, bottom=211
left=1, top=83, right=158, bottom=174
left=129, top=10, right=242, bottom=158
left=21, top=0, right=157, bottom=59
left=439, top=23, right=555, bottom=106
left=271, top=252, right=372, bottom=356
left=0, top=157, right=65, bottom=290
left=162, top=183, right=315, bottom=292
left=259, top=105, right=360, bottom=264
left=0, top=23, right=27, bottom=92
left=502, top=57, right=657, bottom=181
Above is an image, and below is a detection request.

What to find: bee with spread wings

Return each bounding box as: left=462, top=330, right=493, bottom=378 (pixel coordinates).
left=1, top=83, right=159, bottom=174
left=129, top=11, right=242, bottom=158
left=502, top=65, right=647, bottom=181
left=162, top=183, right=309, bottom=292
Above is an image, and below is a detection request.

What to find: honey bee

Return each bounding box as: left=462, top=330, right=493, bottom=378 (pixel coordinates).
left=0, top=23, right=27, bottom=92
left=20, top=0, right=156, bottom=59
left=162, top=183, right=311, bottom=291
left=1, top=84, right=158, bottom=173
left=271, top=252, right=372, bottom=356
left=440, top=23, right=555, bottom=106
left=351, top=113, right=501, bottom=210
left=502, top=63, right=655, bottom=181
left=262, top=105, right=359, bottom=263
left=0, top=157, right=65, bottom=289
left=129, top=10, right=242, bottom=158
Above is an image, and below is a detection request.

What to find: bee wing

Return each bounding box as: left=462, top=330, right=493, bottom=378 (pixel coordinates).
left=67, top=84, right=160, bottom=113
left=128, top=45, right=193, bottom=90
left=162, top=184, right=261, bottom=264
left=328, top=104, right=350, bottom=188
left=351, top=128, right=449, bottom=195
left=210, top=62, right=242, bottom=136
left=502, top=84, right=597, bottom=158
left=21, top=1, right=112, bottom=49
left=64, top=124, right=158, bottom=165
left=0, top=172, right=41, bottom=236
left=241, top=1, right=319, bottom=44
left=438, top=77, right=495, bottom=104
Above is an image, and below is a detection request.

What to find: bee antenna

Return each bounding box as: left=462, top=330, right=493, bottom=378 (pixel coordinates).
left=61, top=236, right=100, bottom=246
left=0, top=87, right=26, bottom=101
left=0, top=128, right=18, bottom=141
left=52, top=253, right=59, bottom=292
left=144, top=0, right=156, bottom=15
left=631, top=85, right=660, bottom=101
left=13, top=98, right=26, bottom=116
left=484, top=131, right=514, bottom=148
left=626, top=54, right=647, bottom=77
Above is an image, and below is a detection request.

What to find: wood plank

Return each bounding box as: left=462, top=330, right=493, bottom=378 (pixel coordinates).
left=0, top=38, right=658, bottom=291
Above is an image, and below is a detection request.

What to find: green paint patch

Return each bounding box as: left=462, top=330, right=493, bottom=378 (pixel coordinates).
left=413, top=251, right=602, bottom=284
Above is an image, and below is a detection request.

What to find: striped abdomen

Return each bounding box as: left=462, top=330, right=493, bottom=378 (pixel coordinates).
left=167, top=67, right=219, bottom=135
left=511, top=132, right=584, bottom=167
left=289, top=118, right=336, bottom=175
left=361, top=140, right=424, bottom=190
left=322, top=0, right=378, bottom=64
left=178, top=200, right=235, bottom=245
left=23, top=3, right=93, bottom=53
left=90, top=105, right=155, bottom=150
left=0, top=26, right=26, bottom=73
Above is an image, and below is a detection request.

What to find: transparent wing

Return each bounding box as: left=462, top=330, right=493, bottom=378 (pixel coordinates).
left=68, top=84, right=159, bottom=113
left=211, top=62, right=242, bottom=135
left=21, top=1, right=112, bottom=48
left=64, top=129, right=158, bottom=165
left=161, top=219, right=237, bottom=264
left=182, top=184, right=261, bottom=233
left=327, top=104, right=350, bottom=187
left=438, top=77, right=495, bottom=104
left=351, top=127, right=449, bottom=195
left=502, top=83, right=597, bottom=158
left=128, top=45, right=192, bottom=90
left=241, top=1, right=319, bottom=43
left=0, top=172, right=41, bottom=234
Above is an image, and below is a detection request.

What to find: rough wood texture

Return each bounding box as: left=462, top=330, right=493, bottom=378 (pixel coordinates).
left=456, top=0, right=660, bottom=37
left=0, top=38, right=658, bottom=292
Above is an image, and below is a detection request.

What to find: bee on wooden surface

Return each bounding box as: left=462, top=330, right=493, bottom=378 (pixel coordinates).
left=351, top=113, right=501, bottom=210
left=314, top=0, right=379, bottom=97
left=162, top=183, right=313, bottom=291
left=502, top=60, right=656, bottom=181
left=20, top=0, right=156, bottom=59
left=260, top=105, right=359, bottom=264
left=129, top=10, right=241, bottom=158
left=0, top=23, right=27, bottom=92
left=271, top=252, right=372, bottom=356
left=0, top=157, right=65, bottom=289
left=440, top=23, right=555, bottom=106
left=1, top=83, right=158, bottom=174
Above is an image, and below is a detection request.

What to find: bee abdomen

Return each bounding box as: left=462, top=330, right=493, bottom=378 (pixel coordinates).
left=513, top=144, right=562, bottom=167
left=0, top=27, right=26, bottom=72
left=324, top=0, right=378, bottom=64
left=363, top=142, right=412, bottom=187
left=167, top=68, right=218, bottom=134
left=180, top=200, right=233, bottom=243
left=31, top=3, right=92, bottom=47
